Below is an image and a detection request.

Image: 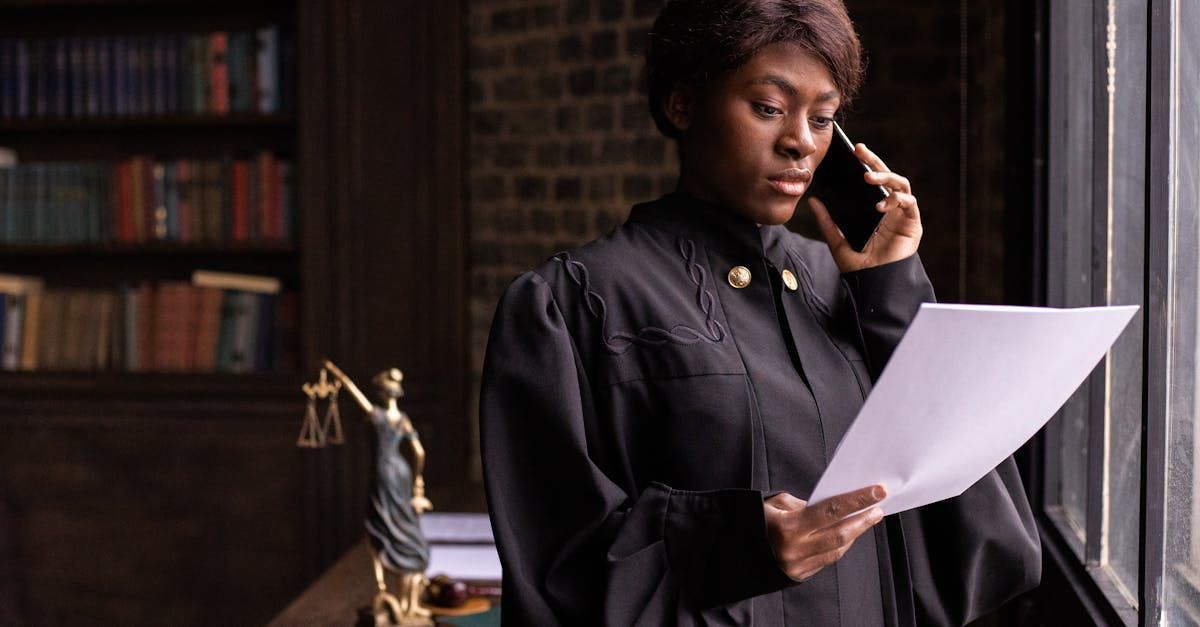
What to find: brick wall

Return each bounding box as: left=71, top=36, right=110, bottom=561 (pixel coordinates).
left=466, top=0, right=678, bottom=476
left=464, top=0, right=1005, bottom=479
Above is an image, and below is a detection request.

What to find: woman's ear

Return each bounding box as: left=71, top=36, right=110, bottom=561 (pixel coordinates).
left=663, top=84, right=695, bottom=133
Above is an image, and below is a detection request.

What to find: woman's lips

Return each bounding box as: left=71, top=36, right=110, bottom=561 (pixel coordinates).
left=767, top=168, right=812, bottom=196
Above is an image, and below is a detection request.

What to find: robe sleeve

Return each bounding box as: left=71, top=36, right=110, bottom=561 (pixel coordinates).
left=841, top=253, right=935, bottom=378
left=842, top=253, right=1042, bottom=626
left=480, top=271, right=795, bottom=625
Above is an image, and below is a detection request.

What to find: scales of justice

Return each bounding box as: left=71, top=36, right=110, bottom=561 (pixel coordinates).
left=298, top=359, right=435, bottom=626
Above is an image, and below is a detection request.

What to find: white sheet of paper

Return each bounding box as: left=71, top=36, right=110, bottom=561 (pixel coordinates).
left=808, top=303, right=1138, bottom=515
left=420, top=512, right=495, bottom=544
left=426, top=544, right=502, bottom=582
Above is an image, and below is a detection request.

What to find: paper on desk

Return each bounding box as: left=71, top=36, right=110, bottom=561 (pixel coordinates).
left=808, top=303, right=1138, bottom=516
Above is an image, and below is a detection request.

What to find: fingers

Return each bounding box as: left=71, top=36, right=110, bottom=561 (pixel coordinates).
left=779, top=505, right=886, bottom=581
left=807, top=197, right=852, bottom=258
left=876, top=191, right=920, bottom=221
left=806, top=484, right=886, bottom=528
left=855, top=143, right=891, bottom=173
left=864, top=170, right=911, bottom=194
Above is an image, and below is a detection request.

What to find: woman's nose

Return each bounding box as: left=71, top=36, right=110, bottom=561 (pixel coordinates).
left=777, top=120, right=816, bottom=160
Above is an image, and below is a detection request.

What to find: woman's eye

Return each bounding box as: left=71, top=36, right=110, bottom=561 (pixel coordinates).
left=810, top=116, right=834, bottom=129
left=753, top=103, right=784, bottom=117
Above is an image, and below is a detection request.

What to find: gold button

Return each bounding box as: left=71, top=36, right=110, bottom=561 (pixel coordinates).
left=781, top=269, right=798, bottom=291
left=727, top=266, right=752, bottom=289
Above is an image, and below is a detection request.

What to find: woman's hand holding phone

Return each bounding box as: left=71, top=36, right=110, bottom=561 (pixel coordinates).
left=763, top=484, right=887, bottom=582
left=809, top=143, right=923, bottom=273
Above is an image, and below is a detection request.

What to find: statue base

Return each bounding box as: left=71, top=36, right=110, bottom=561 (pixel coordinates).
left=354, top=606, right=434, bottom=627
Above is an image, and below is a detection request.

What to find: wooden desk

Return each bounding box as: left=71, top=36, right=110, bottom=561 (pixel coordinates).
left=268, top=540, right=499, bottom=627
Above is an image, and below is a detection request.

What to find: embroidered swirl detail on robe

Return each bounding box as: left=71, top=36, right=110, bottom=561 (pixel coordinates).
left=552, top=239, right=725, bottom=355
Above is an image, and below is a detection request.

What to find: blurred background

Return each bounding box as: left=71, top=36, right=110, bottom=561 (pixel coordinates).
left=2, top=0, right=1195, bottom=625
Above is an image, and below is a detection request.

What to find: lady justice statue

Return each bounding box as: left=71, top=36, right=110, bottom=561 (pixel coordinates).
left=322, top=360, right=433, bottom=624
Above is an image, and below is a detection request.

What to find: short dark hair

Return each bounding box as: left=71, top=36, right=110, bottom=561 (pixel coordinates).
left=645, top=0, right=864, bottom=139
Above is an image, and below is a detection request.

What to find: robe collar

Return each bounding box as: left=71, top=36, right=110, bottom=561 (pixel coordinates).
left=626, top=191, right=791, bottom=264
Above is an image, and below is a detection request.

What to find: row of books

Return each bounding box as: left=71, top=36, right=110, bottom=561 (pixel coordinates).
left=0, top=153, right=294, bottom=244
left=0, top=271, right=296, bottom=373
left=0, top=27, right=289, bottom=119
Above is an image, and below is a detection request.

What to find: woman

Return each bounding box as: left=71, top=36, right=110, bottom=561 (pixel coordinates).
left=480, top=1, right=1041, bottom=625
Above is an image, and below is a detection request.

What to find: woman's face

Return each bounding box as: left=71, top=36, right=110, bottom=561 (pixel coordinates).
left=670, top=42, right=840, bottom=225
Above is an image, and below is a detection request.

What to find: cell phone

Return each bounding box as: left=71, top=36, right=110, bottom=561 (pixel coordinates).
left=806, top=121, right=889, bottom=252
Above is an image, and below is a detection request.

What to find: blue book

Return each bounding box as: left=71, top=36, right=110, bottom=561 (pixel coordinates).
left=254, top=292, right=275, bottom=371
left=47, top=164, right=62, bottom=242
left=227, top=32, right=248, bottom=113
left=113, top=37, right=127, bottom=116
left=130, top=35, right=144, bottom=114
left=16, top=39, right=29, bottom=118
left=164, top=34, right=179, bottom=114
left=32, top=39, right=45, bottom=117
left=1, top=40, right=11, bottom=118
left=152, top=35, right=166, bottom=115
left=85, top=38, right=100, bottom=117
left=53, top=38, right=67, bottom=117
left=69, top=37, right=84, bottom=117
left=6, top=166, right=19, bottom=241
left=29, top=164, right=45, bottom=242
left=96, top=38, right=112, bottom=117
left=255, top=27, right=278, bottom=113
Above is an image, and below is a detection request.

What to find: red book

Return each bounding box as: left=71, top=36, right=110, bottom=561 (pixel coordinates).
left=192, top=286, right=223, bottom=371
left=115, top=161, right=133, bottom=242
left=152, top=282, right=194, bottom=371
left=256, top=152, right=277, bottom=239
left=176, top=161, right=193, bottom=242
left=208, top=32, right=229, bottom=114
left=230, top=160, right=249, bottom=240
left=136, top=283, right=156, bottom=372
left=129, top=157, right=146, bottom=243
left=143, top=158, right=157, bottom=242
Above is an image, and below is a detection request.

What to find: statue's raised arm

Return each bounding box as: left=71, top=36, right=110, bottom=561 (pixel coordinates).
left=322, top=359, right=373, bottom=414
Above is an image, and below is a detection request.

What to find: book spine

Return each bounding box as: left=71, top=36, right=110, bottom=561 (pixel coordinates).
left=257, top=152, right=275, bottom=239
left=97, top=38, right=112, bottom=117
left=16, top=39, right=29, bottom=118
left=113, top=36, right=127, bottom=116
left=68, top=37, right=83, bottom=117
left=54, top=38, right=68, bottom=117
left=254, top=292, right=275, bottom=372
left=85, top=37, right=100, bottom=117
left=138, top=35, right=152, bottom=116
left=152, top=161, right=167, bottom=240
left=20, top=291, right=41, bottom=370
left=164, top=160, right=178, bottom=240
left=152, top=35, right=166, bottom=116
left=191, top=35, right=207, bottom=115
left=1, top=40, right=12, bottom=119
left=207, top=32, right=229, bottom=115
left=3, top=294, right=24, bottom=370
left=136, top=283, right=154, bottom=372
left=279, top=161, right=293, bottom=241
left=164, top=34, right=179, bottom=115
left=176, top=160, right=192, bottom=242
left=230, top=160, right=246, bottom=240
left=123, top=285, right=139, bottom=371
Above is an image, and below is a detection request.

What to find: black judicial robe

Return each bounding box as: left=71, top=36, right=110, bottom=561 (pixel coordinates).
left=479, top=192, right=1041, bottom=626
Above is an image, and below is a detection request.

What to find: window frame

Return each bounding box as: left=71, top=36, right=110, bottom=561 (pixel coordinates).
left=1026, top=0, right=1179, bottom=624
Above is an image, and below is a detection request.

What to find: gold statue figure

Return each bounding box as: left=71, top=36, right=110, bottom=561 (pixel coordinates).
left=322, top=360, right=433, bottom=625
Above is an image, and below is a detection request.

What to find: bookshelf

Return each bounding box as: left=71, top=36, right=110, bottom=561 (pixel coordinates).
left=0, top=0, right=299, bottom=376
left=0, top=0, right=469, bottom=624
